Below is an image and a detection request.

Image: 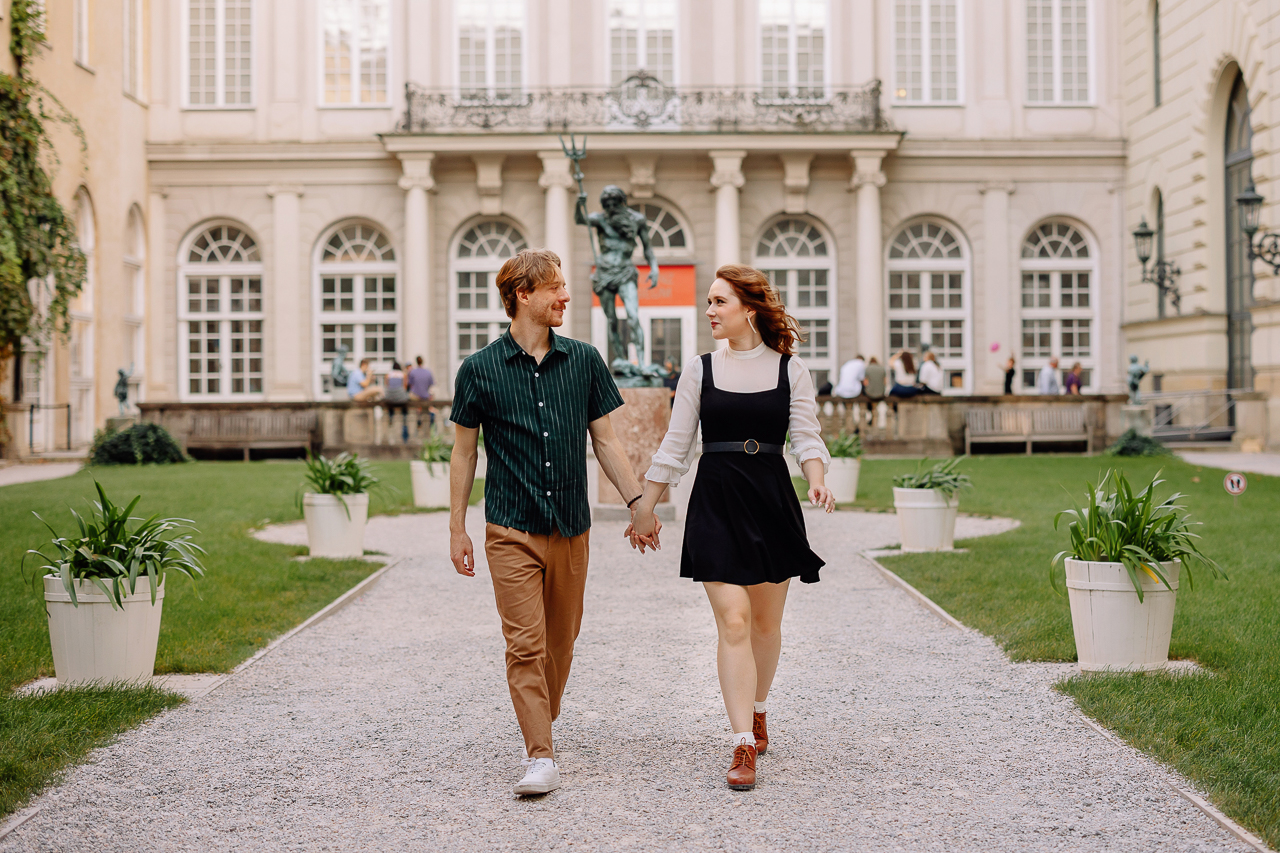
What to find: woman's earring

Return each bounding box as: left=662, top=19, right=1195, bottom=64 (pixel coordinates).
left=748, top=314, right=758, bottom=335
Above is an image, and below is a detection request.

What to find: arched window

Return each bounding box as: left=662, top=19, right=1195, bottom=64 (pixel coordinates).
left=450, top=220, right=526, bottom=384
left=179, top=223, right=264, bottom=398
left=1225, top=72, right=1254, bottom=390
left=1019, top=220, right=1097, bottom=392
left=886, top=219, right=972, bottom=392
left=755, top=217, right=835, bottom=387
left=315, top=222, right=398, bottom=396
left=630, top=200, right=690, bottom=255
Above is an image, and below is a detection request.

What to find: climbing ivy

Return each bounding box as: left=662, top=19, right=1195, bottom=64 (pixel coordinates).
left=0, top=0, right=88, bottom=364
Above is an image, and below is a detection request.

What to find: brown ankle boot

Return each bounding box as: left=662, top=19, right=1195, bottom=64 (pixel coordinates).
left=753, top=711, right=769, bottom=756
left=726, top=743, right=757, bottom=790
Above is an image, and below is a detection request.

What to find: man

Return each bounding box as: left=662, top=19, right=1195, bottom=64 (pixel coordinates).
left=1037, top=357, right=1061, bottom=395
left=832, top=354, right=866, bottom=399
left=347, top=358, right=382, bottom=402
left=448, top=248, right=660, bottom=797
left=407, top=355, right=436, bottom=430
left=575, top=185, right=658, bottom=368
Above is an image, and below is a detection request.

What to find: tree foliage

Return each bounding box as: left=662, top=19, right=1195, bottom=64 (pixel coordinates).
left=0, top=0, right=87, bottom=361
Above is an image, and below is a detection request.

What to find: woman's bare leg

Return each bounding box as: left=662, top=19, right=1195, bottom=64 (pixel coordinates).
left=703, top=582, right=756, bottom=734
left=746, top=579, right=790, bottom=702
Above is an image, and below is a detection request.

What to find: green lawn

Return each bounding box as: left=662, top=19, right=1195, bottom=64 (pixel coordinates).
left=838, top=455, right=1279, bottom=848
left=0, top=460, right=469, bottom=818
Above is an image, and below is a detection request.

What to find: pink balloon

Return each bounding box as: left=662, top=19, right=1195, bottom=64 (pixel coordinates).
left=989, top=341, right=1001, bottom=352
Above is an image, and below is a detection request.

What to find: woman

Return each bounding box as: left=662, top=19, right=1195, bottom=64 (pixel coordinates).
left=384, top=360, right=410, bottom=442
left=1064, top=361, right=1084, bottom=395
left=916, top=351, right=943, bottom=395
left=1003, top=356, right=1017, bottom=395
left=630, top=264, right=834, bottom=792
left=889, top=350, right=918, bottom=398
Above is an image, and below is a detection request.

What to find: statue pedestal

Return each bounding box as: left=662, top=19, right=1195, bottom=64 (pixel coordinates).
left=106, top=415, right=138, bottom=433
left=1121, top=404, right=1153, bottom=437
left=587, top=386, right=674, bottom=521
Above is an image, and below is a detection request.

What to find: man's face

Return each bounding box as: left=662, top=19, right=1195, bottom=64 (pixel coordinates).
left=602, top=195, right=624, bottom=215
left=519, top=267, right=571, bottom=328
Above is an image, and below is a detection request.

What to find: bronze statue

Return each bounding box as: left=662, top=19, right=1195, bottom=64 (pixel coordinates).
left=114, top=366, right=133, bottom=415
left=1127, top=354, right=1150, bottom=405
left=330, top=344, right=351, bottom=392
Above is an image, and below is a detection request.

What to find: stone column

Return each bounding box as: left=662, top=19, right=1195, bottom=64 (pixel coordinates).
left=539, top=152, right=577, bottom=330
left=980, top=181, right=1016, bottom=394
left=852, top=154, right=887, bottom=360
left=146, top=188, right=169, bottom=399
left=398, top=154, right=436, bottom=368
left=710, top=150, right=746, bottom=269
left=267, top=184, right=306, bottom=400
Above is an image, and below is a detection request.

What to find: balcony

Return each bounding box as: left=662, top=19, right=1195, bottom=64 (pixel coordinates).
left=394, top=73, right=891, bottom=136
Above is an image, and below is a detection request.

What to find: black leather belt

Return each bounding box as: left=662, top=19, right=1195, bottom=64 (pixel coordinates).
left=703, top=440, right=785, bottom=455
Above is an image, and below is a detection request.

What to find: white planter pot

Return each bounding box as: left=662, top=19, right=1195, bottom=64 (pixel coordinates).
left=1065, top=558, right=1180, bottom=672
left=303, top=492, right=369, bottom=559
left=827, top=458, right=861, bottom=504
left=892, top=487, right=959, bottom=552
left=411, top=460, right=451, bottom=508
left=44, top=575, right=165, bottom=685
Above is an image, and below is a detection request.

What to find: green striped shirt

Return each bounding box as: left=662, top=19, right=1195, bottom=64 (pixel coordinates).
left=450, top=329, right=624, bottom=537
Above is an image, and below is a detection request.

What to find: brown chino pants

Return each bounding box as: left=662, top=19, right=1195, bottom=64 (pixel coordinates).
left=484, top=523, right=590, bottom=759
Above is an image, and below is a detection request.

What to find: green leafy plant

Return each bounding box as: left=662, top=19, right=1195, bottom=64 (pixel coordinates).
left=301, top=452, right=380, bottom=496
left=1051, top=469, right=1225, bottom=601
left=1104, top=428, right=1171, bottom=457
left=825, top=430, right=864, bottom=459
left=90, top=423, right=187, bottom=466
left=893, top=457, right=972, bottom=498
left=418, top=430, right=453, bottom=465
left=24, top=481, right=205, bottom=609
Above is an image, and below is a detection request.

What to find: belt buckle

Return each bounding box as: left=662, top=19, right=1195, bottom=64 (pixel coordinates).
left=743, top=439, right=760, bottom=455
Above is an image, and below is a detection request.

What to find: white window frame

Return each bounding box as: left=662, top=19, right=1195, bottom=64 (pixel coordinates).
left=182, top=0, right=256, bottom=109
left=73, top=0, right=91, bottom=68
left=318, top=0, right=392, bottom=108
left=892, top=0, right=964, bottom=105
left=1024, top=0, right=1095, bottom=106
left=629, top=198, right=694, bottom=261
left=754, top=217, right=837, bottom=388
left=884, top=218, right=974, bottom=395
left=455, top=0, right=527, bottom=101
left=311, top=223, right=401, bottom=398
left=178, top=224, right=266, bottom=401
left=607, top=0, right=678, bottom=87
left=758, top=0, right=831, bottom=101
left=448, top=220, right=527, bottom=393
left=1018, top=220, right=1099, bottom=392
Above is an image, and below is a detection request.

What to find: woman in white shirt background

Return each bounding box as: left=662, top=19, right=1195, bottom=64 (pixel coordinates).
left=630, top=264, right=833, bottom=793
left=888, top=350, right=918, bottom=398
left=916, top=351, right=944, bottom=395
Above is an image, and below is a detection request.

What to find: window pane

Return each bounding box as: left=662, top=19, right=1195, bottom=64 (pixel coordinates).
left=1022, top=319, right=1052, bottom=358
left=797, top=319, right=829, bottom=359
left=894, top=0, right=923, bottom=101
left=323, top=0, right=354, bottom=104
left=929, top=0, right=958, bottom=101
left=650, top=317, right=682, bottom=368
left=1061, top=271, right=1089, bottom=308
left=1022, top=272, right=1051, bottom=308
left=225, top=0, right=253, bottom=105
left=1061, top=0, right=1089, bottom=102
left=188, top=0, right=219, bottom=104
left=1026, top=0, right=1054, bottom=102
left=1061, top=319, right=1091, bottom=357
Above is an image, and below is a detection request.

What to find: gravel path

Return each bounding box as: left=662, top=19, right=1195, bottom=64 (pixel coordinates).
left=2, top=508, right=1252, bottom=852
left=0, top=463, right=81, bottom=488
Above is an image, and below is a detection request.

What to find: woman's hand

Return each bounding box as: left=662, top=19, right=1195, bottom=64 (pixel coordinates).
left=808, top=484, right=836, bottom=513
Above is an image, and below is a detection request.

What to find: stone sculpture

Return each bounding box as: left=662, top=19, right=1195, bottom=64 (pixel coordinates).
left=114, top=366, right=133, bottom=415
left=330, top=344, right=351, bottom=391
left=1127, top=354, right=1150, bottom=405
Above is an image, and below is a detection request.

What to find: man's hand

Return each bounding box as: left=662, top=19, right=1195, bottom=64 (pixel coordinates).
left=647, top=270, right=660, bottom=289
left=451, top=529, right=476, bottom=576
left=625, top=510, right=662, bottom=553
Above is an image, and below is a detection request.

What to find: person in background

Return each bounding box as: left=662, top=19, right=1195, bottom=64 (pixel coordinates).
left=407, top=355, right=436, bottom=430
left=888, top=350, right=918, bottom=398
left=1003, top=356, right=1016, bottom=395
left=662, top=358, right=682, bottom=406
left=1065, top=361, right=1084, bottom=395
left=348, top=358, right=382, bottom=403
left=832, top=354, right=866, bottom=399
left=384, top=360, right=410, bottom=442
left=916, top=351, right=943, bottom=395
left=1037, top=357, right=1061, bottom=395
left=862, top=356, right=888, bottom=427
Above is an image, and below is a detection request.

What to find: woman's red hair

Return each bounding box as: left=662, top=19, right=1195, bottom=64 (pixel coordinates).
left=715, top=264, right=804, bottom=356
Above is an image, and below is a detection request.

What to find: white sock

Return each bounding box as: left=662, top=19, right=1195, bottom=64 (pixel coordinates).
left=754, top=701, right=767, bottom=714
left=733, top=731, right=756, bottom=747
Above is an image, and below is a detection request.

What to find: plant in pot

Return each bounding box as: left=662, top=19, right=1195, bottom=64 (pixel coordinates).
left=892, top=457, right=972, bottom=552
left=824, top=430, right=864, bottom=504
left=300, top=452, right=380, bottom=559
left=411, top=430, right=453, bottom=509
left=25, top=481, right=206, bottom=685
left=1051, top=469, right=1225, bottom=672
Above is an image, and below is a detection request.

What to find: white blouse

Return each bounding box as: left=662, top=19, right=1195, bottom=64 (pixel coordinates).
left=645, top=342, right=831, bottom=487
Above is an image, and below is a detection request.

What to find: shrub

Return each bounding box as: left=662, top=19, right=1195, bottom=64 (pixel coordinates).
left=892, top=457, right=973, bottom=498
left=90, top=423, right=187, bottom=466
left=825, top=430, right=864, bottom=459
left=1103, top=428, right=1170, bottom=457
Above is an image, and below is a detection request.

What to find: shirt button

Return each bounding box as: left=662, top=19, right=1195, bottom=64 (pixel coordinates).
left=546, top=491, right=551, bottom=496
left=543, top=431, right=549, bottom=437
left=545, top=462, right=551, bottom=467
left=534, top=373, right=540, bottom=378
left=538, top=401, right=544, bottom=407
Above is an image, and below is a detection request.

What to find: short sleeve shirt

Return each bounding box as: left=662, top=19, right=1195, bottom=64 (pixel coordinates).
left=346, top=368, right=365, bottom=396
left=450, top=330, right=624, bottom=537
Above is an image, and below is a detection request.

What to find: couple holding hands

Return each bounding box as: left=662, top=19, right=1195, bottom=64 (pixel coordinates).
left=448, top=250, right=833, bottom=796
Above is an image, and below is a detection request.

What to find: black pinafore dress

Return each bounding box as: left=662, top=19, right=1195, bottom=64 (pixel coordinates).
left=680, top=352, right=825, bottom=585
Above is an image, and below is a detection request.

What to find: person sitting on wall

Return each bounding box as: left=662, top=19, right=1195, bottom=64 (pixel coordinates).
left=1064, top=361, right=1084, bottom=395
left=888, top=350, right=918, bottom=398
left=832, top=353, right=866, bottom=400
left=407, top=355, right=436, bottom=429
left=916, top=351, right=943, bottom=395
left=348, top=358, right=383, bottom=403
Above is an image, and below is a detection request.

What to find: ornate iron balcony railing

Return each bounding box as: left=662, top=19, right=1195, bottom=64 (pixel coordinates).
left=395, top=73, right=891, bottom=135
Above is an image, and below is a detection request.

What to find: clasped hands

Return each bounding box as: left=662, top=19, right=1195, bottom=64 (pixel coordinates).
left=624, top=505, right=662, bottom=554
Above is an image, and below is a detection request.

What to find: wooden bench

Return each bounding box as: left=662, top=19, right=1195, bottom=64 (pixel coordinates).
left=185, top=411, right=318, bottom=460
left=964, top=407, right=1091, bottom=455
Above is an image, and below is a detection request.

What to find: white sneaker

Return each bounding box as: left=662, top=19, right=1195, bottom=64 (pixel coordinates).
left=514, top=758, right=561, bottom=796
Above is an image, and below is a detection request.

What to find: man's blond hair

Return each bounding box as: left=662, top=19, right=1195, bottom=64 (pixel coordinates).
left=496, top=249, right=562, bottom=319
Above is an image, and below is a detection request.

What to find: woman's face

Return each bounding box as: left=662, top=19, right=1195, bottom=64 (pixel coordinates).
left=706, top=278, right=752, bottom=341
